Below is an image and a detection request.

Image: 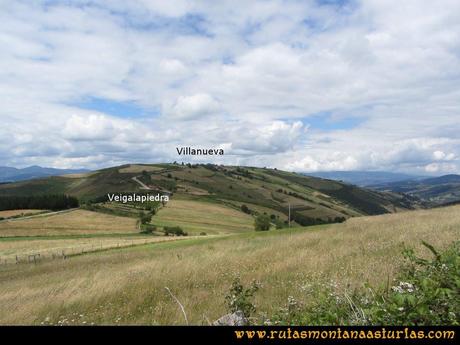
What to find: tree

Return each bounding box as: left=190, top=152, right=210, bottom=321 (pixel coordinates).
left=241, top=204, right=251, bottom=214
left=254, top=214, right=270, bottom=231
left=139, top=212, right=152, bottom=225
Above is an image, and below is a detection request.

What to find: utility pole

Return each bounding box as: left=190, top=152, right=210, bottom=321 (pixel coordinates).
left=288, top=203, right=291, bottom=228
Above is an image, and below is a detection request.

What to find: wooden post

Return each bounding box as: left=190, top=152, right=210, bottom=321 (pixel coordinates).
left=288, top=203, right=291, bottom=228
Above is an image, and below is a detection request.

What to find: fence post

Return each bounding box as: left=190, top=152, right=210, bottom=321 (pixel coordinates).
left=16, top=255, right=19, bottom=264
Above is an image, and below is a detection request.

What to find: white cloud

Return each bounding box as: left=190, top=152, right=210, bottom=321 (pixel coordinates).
left=0, top=0, right=459, bottom=174
left=168, top=93, right=221, bottom=120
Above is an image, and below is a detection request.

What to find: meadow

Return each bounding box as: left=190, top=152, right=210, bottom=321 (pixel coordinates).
left=0, top=204, right=458, bottom=325
left=0, top=209, right=138, bottom=237
left=151, top=199, right=254, bottom=234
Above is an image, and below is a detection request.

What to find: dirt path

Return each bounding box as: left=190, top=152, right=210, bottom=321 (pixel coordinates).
left=0, top=208, right=78, bottom=223
left=132, top=176, right=151, bottom=190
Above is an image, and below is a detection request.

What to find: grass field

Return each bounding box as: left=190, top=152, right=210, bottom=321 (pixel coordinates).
left=0, top=209, right=46, bottom=218
left=151, top=199, right=254, bottom=234
left=0, top=235, right=199, bottom=263
left=0, top=209, right=138, bottom=237
left=119, top=164, right=164, bottom=173
left=0, top=205, right=458, bottom=325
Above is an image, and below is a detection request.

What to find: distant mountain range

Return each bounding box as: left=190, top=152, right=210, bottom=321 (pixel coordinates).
left=0, top=166, right=89, bottom=183
left=303, top=171, right=425, bottom=187
left=370, top=174, right=460, bottom=206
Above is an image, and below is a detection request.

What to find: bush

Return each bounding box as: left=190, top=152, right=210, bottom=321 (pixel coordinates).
left=363, top=241, right=460, bottom=325
left=225, top=277, right=260, bottom=319
left=164, top=226, right=188, bottom=236
left=254, top=214, right=271, bottom=231
left=268, top=241, right=460, bottom=325
left=139, top=212, right=152, bottom=224
left=140, top=224, right=157, bottom=234
left=200, top=232, right=207, bottom=236
left=241, top=204, right=251, bottom=214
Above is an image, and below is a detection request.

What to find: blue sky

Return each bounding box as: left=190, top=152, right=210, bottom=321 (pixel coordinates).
left=70, top=98, right=156, bottom=118
left=1, top=0, right=459, bottom=174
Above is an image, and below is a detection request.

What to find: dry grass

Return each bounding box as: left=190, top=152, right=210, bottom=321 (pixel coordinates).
left=119, top=165, right=164, bottom=173
left=152, top=199, right=254, bottom=234
left=0, top=209, right=45, bottom=218
left=0, top=209, right=138, bottom=237
left=61, top=172, right=95, bottom=178
left=0, top=236, right=198, bottom=262
left=0, top=205, right=458, bottom=325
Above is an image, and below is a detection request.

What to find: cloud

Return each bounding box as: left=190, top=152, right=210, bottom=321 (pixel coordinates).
left=0, top=0, right=459, bottom=174
left=168, top=93, right=221, bottom=120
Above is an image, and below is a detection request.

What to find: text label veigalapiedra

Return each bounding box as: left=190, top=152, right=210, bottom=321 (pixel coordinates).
left=176, top=147, right=224, bottom=155
left=107, top=193, right=169, bottom=203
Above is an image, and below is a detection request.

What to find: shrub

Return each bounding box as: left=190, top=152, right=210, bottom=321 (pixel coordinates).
left=140, top=224, right=157, bottom=234
left=268, top=241, right=460, bottom=325
left=254, top=214, right=271, bottom=231
left=200, top=232, right=207, bottom=236
left=363, top=241, right=460, bottom=325
left=139, top=212, right=152, bottom=224
left=164, top=226, right=188, bottom=236
left=241, top=204, right=251, bottom=214
left=225, top=277, right=260, bottom=319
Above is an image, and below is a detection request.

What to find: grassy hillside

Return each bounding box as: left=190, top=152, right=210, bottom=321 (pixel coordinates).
left=0, top=204, right=457, bottom=325
left=151, top=199, right=254, bottom=234
left=0, top=209, right=138, bottom=237
left=0, top=163, right=421, bottom=225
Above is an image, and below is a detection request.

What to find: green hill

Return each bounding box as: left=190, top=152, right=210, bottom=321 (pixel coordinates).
left=0, top=163, right=421, bottom=226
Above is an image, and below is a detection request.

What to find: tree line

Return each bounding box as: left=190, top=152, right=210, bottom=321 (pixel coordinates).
left=0, top=195, right=79, bottom=211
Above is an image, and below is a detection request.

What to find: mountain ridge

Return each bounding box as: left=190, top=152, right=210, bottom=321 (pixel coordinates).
left=0, top=165, right=90, bottom=183
left=303, top=170, right=427, bottom=187
left=370, top=174, right=460, bottom=205
left=0, top=163, right=423, bottom=225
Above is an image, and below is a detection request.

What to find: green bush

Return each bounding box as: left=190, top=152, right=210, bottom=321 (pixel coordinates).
left=139, top=212, right=152, bottom=224
left=363, top=241, right=460, bottom=325
left=140, top=224, right=157, bottom=234
left=268, top=241, right=460, bottom=325
left=241, top=204, right=251, bottom=214
left=225, top=277, right=260, bottom=319
left=254, top=214, right=270, bottom=231
left=164, top=226, right=188, bottom=236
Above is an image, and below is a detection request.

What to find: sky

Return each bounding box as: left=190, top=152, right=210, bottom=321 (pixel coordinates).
left=1, top=0, right=460, bottom=174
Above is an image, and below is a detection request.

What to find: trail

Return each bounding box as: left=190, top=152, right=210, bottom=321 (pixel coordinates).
left=132, top=176, right=151, bottom=190
left=0, top=208, right=78, bottom=223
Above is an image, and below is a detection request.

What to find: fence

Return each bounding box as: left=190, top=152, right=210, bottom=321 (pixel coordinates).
left=0, top=236, right=187, bottom=266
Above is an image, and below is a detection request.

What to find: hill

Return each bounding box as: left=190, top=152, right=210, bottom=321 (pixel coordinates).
left=303, top=171, right=424, bottom=187
left=0, top=163, right=422, bottom=226
left=0, top=165, right=89, bottom=183
left=371, top=174, right=460, bottom=205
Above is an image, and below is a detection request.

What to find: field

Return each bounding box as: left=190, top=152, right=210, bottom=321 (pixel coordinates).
left=0, top=235, right=192, bottom=263
left=151, top=199, right=254, bottom=234
left=0, top=209, right=138, bottom=237
left=0, top=205, right=458, bottom=325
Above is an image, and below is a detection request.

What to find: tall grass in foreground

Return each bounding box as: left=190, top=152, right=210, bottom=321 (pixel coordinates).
left=0, top=205, right=459, bottom=325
